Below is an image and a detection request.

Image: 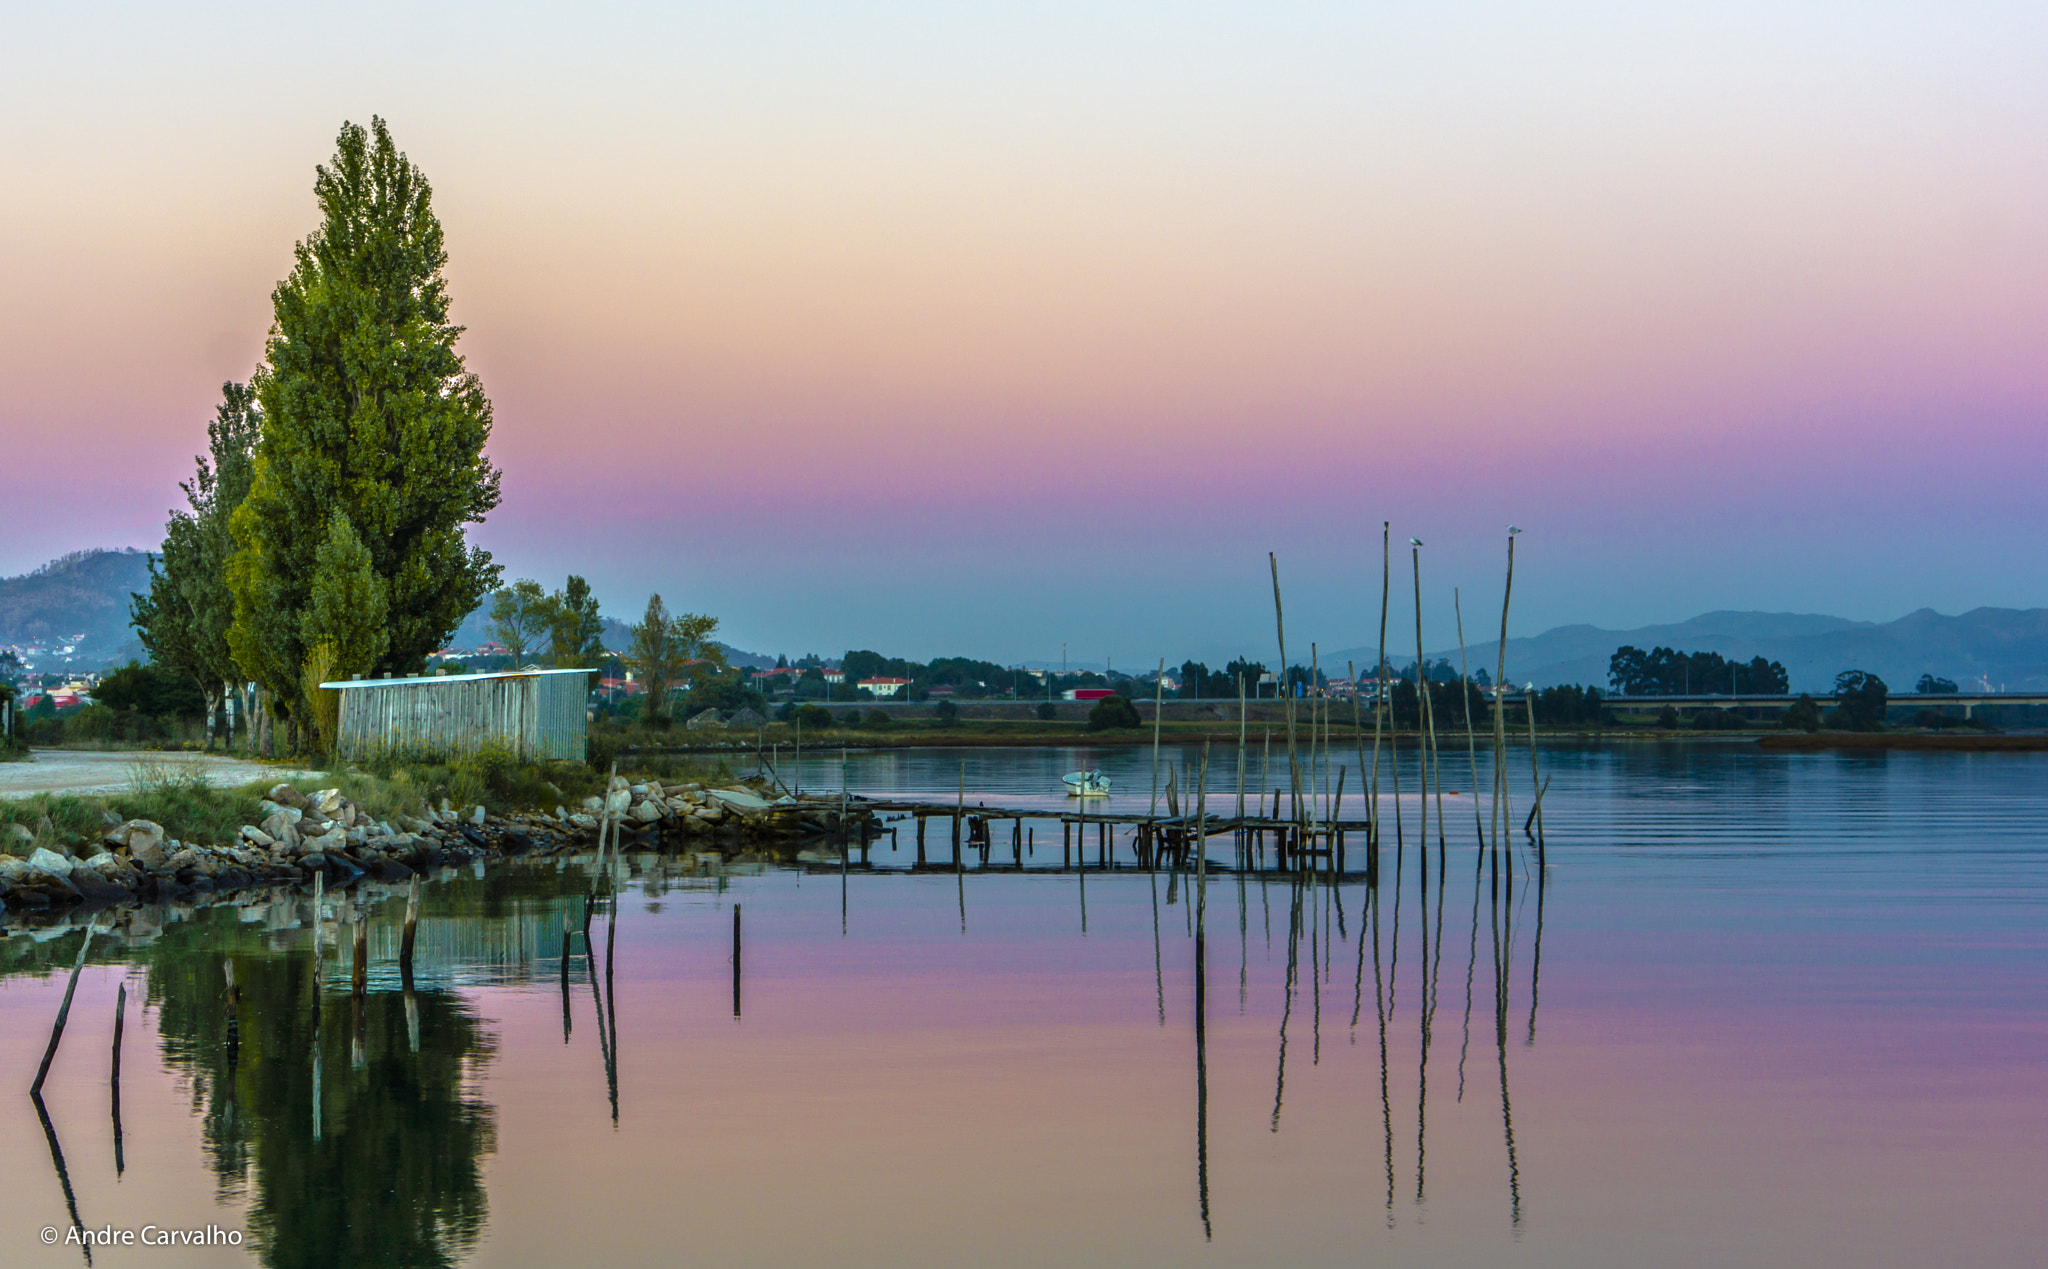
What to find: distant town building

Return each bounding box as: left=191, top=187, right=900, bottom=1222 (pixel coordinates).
left=821, top=668, right=844, bottom=684
left=859, top=677, right=909, bottom=698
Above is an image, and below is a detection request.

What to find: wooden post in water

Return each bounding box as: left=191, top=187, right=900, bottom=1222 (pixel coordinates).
left=1372, top=521, right=1390, bottom=864
left=1411, top=539, right=1431, bottom=863
left=111, top=982, right=126, bottom=1083
left=350, top=899, right=368, bottom=1069
left=30, top=918, right=97, bottom=1096
left=400, top=874, right=421, bottom=974
left=1455, top=589, right=1488, bottom=849
left=1525, top=698, right=1546, bottom=862
left=1270, top=553, right=1303, bottom=834
left=1151, top=657, right=1167, bottom=818
left=732, top=905, right=742, bottom=1018
left=1237, top=673, right=1248, bottom=825
left=1490, top=532, right=1517, bottom=863
left=954, top=760, right=965, bottom=868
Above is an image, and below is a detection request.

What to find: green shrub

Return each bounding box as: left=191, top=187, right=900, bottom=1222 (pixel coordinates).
left=1087, top=695, right=1143, bottom=731
left=865, top=710, right=893, bottom=730
left=793, top=703, right=833, bottom=730
left=933, top=700, right=960, bottom=727
left=1035, top=701, right=1057, bottom=721
left=1782, top=694, right=1822, bottom=732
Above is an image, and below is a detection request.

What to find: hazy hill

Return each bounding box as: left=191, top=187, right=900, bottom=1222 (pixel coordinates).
left=1333, top=608, right=2048, bottom=693
left=0, top=549, right=153, bottom=664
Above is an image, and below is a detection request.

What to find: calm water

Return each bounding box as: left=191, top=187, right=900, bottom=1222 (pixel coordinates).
left=3, top=743, right=2044, bottom=1268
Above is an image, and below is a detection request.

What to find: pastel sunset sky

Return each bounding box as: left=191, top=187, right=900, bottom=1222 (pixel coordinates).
left=4, top=1, right=2044, bottom=663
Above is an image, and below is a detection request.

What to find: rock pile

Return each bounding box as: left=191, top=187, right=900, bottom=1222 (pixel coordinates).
left=511, top=776, right=869, bottom=847
left=0, top=777, right=871, bottom=916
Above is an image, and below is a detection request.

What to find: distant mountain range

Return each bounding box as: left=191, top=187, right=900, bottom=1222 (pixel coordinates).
left=1330, top=608, right=2048, bottom=694
left=4, top=550, right=2037, bottom=690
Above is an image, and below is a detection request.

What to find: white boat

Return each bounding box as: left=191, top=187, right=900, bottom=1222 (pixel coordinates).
left=1063, top=769, right=1111, bottom=797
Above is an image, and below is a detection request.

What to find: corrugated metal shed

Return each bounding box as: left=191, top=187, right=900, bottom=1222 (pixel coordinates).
left=319, top=669, right=590, bottom=763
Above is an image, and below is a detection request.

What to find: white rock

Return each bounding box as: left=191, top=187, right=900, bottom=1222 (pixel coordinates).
left=241, top=826, right=277, bottom=848
left=28, top=847, right=73, bottom=876
left=581, top=796, right=603, bottom=812
left=468, top=805, right=485, bottom=826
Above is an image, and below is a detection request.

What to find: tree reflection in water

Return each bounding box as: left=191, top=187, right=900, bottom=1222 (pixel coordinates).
left=144, top=896, right=503, bottom=1269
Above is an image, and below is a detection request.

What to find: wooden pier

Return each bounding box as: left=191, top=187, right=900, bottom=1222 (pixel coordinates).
left=846, top=797, right=1381, bottom=881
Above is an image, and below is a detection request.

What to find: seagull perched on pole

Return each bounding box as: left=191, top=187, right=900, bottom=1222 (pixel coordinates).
left=1507, top=525, right=1521, bottom=534
left=1409, top=537, right=1423, bottom=547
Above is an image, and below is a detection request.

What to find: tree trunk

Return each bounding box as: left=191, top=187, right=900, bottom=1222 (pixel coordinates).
left=202, top=687, right=220, bottom=752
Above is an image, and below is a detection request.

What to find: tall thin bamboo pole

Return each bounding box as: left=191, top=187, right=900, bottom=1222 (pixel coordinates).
left=1151, top=658, right=1167, bottom=818
left=1491, top=533, right=1518, bottom=861
left=1270, top=554, right=1302, bottom=830
left=1455, top=589, right=1487, bottom=847
left=1374, top=524, right=1397, bottom=856
left=1412, top=541, right=1430, bottom=857
left=1526, top=694, right=1546, bottom=863
left=1236, top=674, right=1248, bottom=824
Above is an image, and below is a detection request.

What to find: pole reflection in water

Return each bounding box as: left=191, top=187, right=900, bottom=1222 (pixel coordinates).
left=33, top=1089, right=91, bottom=1266
left=1194, top=927, right=1211, bottom=1241
left=1372, top=881, right=1394, bottom=1222
left=1271, top=879, right=1302, bottom=1132
left=1151, top=868, right=1165, bottom=1027
left=1493, top=858, right=1523, bottom=1227
left=110, top=979, right=126, bottom=1179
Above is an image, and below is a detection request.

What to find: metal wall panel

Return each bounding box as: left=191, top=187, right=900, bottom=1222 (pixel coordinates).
left=331, top=672, right=588, bottom=762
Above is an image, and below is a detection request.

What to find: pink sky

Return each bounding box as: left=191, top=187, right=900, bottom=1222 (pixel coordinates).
left=4, top=1, right=2045, bottom=661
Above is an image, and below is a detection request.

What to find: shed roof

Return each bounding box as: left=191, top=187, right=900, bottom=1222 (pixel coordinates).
left=319, top=668, right=595, bottom=690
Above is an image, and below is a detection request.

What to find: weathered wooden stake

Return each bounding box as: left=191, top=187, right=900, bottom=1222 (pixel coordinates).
left=1455, top=589, right=1488, bottom=848
left=30, top=918, right=97, bottom=1095
left=1270, top=553, right=1303, bottom=831
left=732, top=904, right=742, bottom=1018
left=1526, top=694, right=1546, bottom=859
left=1151, top=657, right=1167, bottom=817
left=400, top=874, right=421, bottom=973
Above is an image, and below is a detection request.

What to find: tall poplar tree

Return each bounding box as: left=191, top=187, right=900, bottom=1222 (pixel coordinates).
left=229, top=117, right=502, bottom=735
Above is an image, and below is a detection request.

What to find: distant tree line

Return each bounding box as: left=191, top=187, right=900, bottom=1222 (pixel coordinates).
left=1608, top=646, right=1789, bottom=696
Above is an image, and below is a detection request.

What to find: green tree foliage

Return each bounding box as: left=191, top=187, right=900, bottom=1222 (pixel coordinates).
left=544, top=576, right=606, bottom=669
left=132, top=382, right=263, bottom=747
left=1087, top=695, right=1143, bottom=731
left=932, top=699, right=961, bottom=727
left=487, top=579, right=550, bottom=666
left=1608, top=646, right=1789, bottom=696
left=625, top=595, right=723, bottom=724
left=1035, top=701, right=1057, bottom=721
left=678, top=672, right=764, bottom=718
left=790, top=703, right=833, bottom=729
left=1830, top=670, right=1889, bottom=731
left=1915, top=674, right=1959, bottom=694
left=229, top=118, right=502, bottom=740
left=92, top=661, right=208, bottom=718
left=300, top=513, right=391, bottom=753
left=1531, top=684, right=1606, bottom=726
left=1782, top=694, right=1822, bottom=732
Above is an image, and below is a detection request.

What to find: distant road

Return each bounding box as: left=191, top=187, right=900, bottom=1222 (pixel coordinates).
left=0, top=750, right=316, bottom=799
